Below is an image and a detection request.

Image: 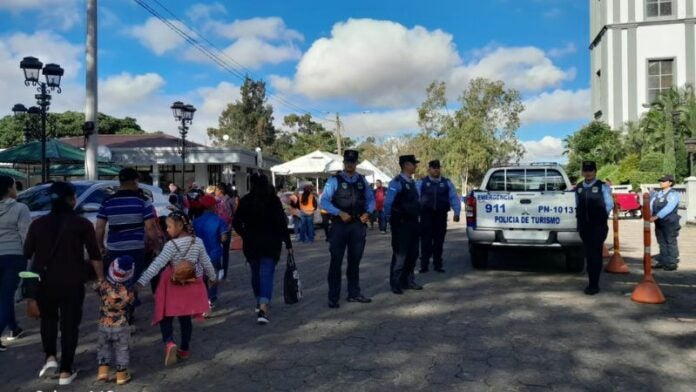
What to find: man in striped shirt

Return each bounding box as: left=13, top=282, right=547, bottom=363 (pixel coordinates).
left=96, top=168, right=161, bottom=291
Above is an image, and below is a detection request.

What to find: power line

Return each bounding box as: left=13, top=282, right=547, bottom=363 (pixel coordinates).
left=133, top=0, right=328, bottom=119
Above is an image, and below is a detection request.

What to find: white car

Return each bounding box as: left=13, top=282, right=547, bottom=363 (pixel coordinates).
left=465, top=163, right=583, bottom=271
left=17, top=180, right=171, bottom=224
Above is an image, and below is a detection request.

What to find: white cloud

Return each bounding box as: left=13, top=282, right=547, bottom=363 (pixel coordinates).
left=450, top=46, right=575, bottom=93
left=186, top=36, right=302, bottom=69
left=0, top=31, right=84, bottom=116
left=129, top=17, right=190, bottom=55
left=521, top=89, right=591, bottom=124
left=521, top=136, right=567, bottom=163
left=187, top=2, right=227, bottom=22
left=547, top=42, right=577, bottom=58
left=101, top=73, right=166, bottom=108
left=293, top=19, right=460, bottom=107
left=0, top=0, right=80, bottom=31
left=336, top=109, right=420, bottom=137
left=288, top=19, right=575, bottom=108
left=207, top=17, right=304, bottom=42
left=195, top=81, right=240, bottom=130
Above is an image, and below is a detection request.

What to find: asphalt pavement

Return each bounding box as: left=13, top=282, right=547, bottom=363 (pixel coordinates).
left=2, top=219, right=695, bottom=392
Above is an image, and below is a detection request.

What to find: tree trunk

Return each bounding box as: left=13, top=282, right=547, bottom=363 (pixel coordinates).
left=664, top=107, right=677, bottom=175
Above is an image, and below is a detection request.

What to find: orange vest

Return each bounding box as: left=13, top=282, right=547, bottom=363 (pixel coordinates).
left=300, top=194, right=317, bottom=215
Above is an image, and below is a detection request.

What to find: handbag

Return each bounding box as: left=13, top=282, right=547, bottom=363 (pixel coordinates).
left=283, top=253, right=302, bottom=304
left=170, top=237, right=197, bottom=285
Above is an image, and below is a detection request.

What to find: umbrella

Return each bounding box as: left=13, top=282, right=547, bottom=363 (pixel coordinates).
left=31, top=164, right=121, bottom=177
left=0, top=139, right=99, bottom=164
left=0, top=167, right=27, bottom=180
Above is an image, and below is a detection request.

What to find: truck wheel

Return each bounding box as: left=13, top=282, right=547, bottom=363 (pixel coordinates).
left=470, top=246, right=489, bottom=269
left=565, top=248, right=585, bottom=273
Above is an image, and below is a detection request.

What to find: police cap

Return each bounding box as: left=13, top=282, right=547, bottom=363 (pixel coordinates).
left=659, top=174, right=675, bottom=183
left=343, top=149, right=359, bottom=163
left=581, top=161, right=597, bottom=172
left=399, top=155, right=420, bottom=166
left=428, top=159, right=441, bottom=169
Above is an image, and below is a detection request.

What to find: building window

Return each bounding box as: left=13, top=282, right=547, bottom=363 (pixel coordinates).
left=646, top=0, right=673, bottom=18
left=647, top=59, right=674, bottom=103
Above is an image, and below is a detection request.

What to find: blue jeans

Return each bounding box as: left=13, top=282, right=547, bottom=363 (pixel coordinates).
left=300, top=214, right=315, bottom=242
left=378, top=210, right=387, bottom=232
left=292, top=216, right=301, bottom=239
left=0, top=255, right=24, bottom=335
left=249, top=257, right=276, bottom=305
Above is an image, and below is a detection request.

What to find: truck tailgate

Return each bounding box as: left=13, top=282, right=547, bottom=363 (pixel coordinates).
left=474, top=191, right=577, bottom=231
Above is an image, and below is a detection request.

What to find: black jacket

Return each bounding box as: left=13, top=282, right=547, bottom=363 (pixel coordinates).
left=232, top=193, right=292, bottom=262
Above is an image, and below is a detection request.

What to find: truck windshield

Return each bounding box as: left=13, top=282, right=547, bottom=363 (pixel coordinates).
left=486, top=169, right=567, bottom=192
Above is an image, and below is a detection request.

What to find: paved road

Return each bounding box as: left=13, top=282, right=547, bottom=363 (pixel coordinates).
left=2, top=220, right=695, bottom=391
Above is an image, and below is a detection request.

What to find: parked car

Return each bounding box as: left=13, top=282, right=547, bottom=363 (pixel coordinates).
left=465, top=163, right=584, bottom=271
left=17, top=180, right=171, bottom=224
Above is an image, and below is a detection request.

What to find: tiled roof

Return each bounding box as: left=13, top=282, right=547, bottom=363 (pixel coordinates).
left=60, top=134, right=204, bottom=149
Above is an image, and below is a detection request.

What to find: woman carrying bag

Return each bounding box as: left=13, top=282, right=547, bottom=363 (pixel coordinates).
left=24, top=182, right=104, bottom=386
left=233, top=174, right=293, bottom=325
left=0, top=175, right=31, bottom=350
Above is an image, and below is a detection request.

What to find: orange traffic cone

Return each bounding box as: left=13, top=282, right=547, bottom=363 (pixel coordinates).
left=605, top=195, right=629, bottom=274
left=631, top=192, right=666, bottom=304
left=602, top=244, right=610, bottom=258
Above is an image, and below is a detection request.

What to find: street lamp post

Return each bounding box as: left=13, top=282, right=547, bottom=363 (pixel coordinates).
left=17, top=56, right=63, bottom=183
left=171, top=101, right=196, bottom=189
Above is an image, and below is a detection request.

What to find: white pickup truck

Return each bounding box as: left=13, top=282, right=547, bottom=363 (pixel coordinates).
left=465, top=163, right=584, bottom=271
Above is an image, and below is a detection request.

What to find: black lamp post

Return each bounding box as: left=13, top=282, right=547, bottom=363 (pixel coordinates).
left=171, top=101, right=196, bottom=189
left=17, top=56, right=64, bottom=183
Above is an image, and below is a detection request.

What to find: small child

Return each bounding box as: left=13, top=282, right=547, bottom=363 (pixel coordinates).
left=97, top=256, right=136, bottom=385
left=136, top=211, right=216, bottom=367
left=193, top=195, right=229, bottom=313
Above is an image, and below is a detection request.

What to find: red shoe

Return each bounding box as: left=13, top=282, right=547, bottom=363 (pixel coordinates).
left=164, top=342, right=178, bottom=367
left=176, top=349, right=190, bottom=360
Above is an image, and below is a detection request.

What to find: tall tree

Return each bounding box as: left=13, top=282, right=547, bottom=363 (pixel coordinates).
left=208, top=76, right=277, bottom=149
left=417, top=78, right=525, bottom=192
left=270, top=113, right=354, bottom=160
left=0, top=111, right=145, bottom=148
left=563, top=121, right=622, bottom=178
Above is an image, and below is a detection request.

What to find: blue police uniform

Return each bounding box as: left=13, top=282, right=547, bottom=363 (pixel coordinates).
left=320, top=171, right=376, bottom=305
left=385, top=173, right=421, bottom=292
left=650, top=188, right=681, bottom=268
left=417, top=176, right=461, bottom=272
left=575, top=178, right=613, bottom=292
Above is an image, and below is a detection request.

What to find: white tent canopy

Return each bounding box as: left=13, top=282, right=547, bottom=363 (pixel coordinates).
left=358, top=160, right=392, bottom=184
left=270, top=150, right=374, bottom=186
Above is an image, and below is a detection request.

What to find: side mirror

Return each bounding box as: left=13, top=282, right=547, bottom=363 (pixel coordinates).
left=79, top=203, right=101, bottom=213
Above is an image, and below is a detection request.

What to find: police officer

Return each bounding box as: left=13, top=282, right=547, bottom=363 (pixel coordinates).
left=650, top=174, right=681, bottom=271
left=417, top=160, right=461, bottom=273
left=575, top=161, right=613, bottom=295
left=320, top=150, right=376, bottom=308
left=385, top=155, right=422, bottom=294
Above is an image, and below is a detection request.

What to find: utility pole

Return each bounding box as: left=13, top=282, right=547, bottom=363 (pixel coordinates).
left=335, top=112, right=342, bottom=156
left=84, top=0, right=98, bottom=180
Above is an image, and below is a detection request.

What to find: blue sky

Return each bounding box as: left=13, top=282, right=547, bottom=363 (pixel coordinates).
left=0, top=0, right=590, bottom=161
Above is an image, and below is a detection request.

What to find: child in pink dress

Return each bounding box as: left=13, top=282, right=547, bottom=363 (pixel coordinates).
left=136, top=211, right=216, bottom=367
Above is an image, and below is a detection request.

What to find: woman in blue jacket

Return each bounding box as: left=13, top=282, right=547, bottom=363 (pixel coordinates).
left=650, top=174, right=681, bottom=271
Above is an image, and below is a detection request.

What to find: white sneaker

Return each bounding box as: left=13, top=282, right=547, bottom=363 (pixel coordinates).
left=58, top=370, right=78, bottom=385
left=39, top=360, right=58, bottom=378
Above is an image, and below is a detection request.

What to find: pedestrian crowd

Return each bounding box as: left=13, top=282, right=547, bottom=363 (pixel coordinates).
left=0, top=153, right=683, bottom=386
